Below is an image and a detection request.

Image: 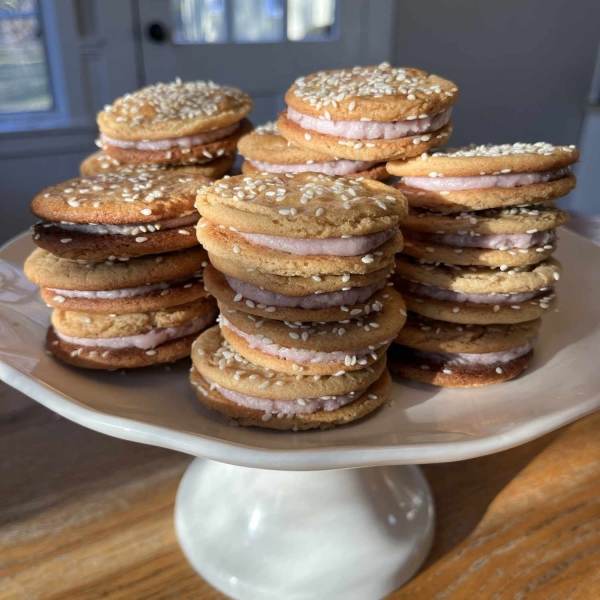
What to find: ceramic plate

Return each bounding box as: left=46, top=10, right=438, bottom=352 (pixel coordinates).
left=1, top=231, right=599, bottom=470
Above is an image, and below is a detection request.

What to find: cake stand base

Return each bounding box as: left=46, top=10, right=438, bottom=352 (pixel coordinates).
left=175, top=459, right=435, bottom=600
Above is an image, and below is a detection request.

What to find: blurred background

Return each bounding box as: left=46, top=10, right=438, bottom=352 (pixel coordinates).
left=0, top=0, right=598, bottom=243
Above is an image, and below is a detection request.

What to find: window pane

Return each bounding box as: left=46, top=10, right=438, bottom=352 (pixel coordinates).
left=170, top=0, right=228, bottom=44
left=0, top=0, right=53, bottom=113
left=232, top=0, right=284, bottom=43
left=287, top=0, right=336, bottom=41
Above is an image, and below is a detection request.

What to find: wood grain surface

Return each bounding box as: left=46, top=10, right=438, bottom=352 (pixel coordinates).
left=1, top=386, right=600, bottom=600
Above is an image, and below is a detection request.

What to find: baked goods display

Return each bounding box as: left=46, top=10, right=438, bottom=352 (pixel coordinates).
left=22, top=65, right=580, bottom=424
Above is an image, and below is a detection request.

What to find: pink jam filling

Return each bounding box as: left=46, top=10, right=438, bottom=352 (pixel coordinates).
left=48, top=276, right=195, bottom=299
left=402, top=167, right=569, bottom=191
left=247, top=159, right=377, bottom=176
left=204, top=376, right=365, bottom=415
left=222, top=317, right=389, bottom=364
left=287, top=106, right=451, bottom=140
left=407, top=230, right=556, bottom=250
left=56, top=212, right=198, bottom=235
left=225, top=275, right=386, bottom=309
left=100, top=121, right=239, bottom=150
left=55, top=314, right=212, bottom=350
left=238, top=227, right=397, bottom=256
left=406, top=280, right=551, bottom=305
left=411, top=340, right=534, bottom=367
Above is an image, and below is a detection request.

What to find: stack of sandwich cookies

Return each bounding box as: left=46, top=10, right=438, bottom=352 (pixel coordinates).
left=192, top=172, right=409, bottom=429
left=237, top=121, right=390, bottom=181
left=97, top=79, right=252, bottom=167
left=386, top=142, right=577, bottom=387
left=25, top=246, right=216, bottom=369
left=277, top=63, right=458, bottom=162
left=80, top=150, right=234, bottom=180
left=30, top=171, right=210, bottom=261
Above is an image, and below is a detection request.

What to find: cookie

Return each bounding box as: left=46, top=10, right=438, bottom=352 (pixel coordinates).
left=395, top=314, right=541, bottom=354
left=388, top=343, right=532, bottom=387
left=403, top=204, right=569, bottom=235
left=198, top=218, right=403, bottom=276
left=31, top=171, right=211, bottom=261
left=80, top=150, right=234, bottom=179
left=48, top=297, right=217, bottom=370
left=399, top=288, right=556, bottom=325
left=97, top=79, right=253, bottom=165
left=277, top=63, right=458, bottom=162
left=389, top=142, right=578, bottom=213
left=238, top=121, right=390, bottom=181
left=218, top=287, right=406, bottom=375
left=209, top=251, right=393, bottom=296
left=402, top=232, right=556, bottom=267
left=394, top=255, right=562, bottom=294
left=196, top=171, right=407, bottom=238
left=206, top=264, right=396, bottom=323
left=189, top=326, right=389, bottom=430
left=25, top=246, right=210, bottom=313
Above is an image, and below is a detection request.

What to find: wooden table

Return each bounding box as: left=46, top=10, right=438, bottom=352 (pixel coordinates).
left=2, top=386, right=600, bottom=600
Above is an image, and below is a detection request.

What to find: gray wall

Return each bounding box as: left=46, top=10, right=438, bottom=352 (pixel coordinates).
left=394, top=0, right=599, bottom=147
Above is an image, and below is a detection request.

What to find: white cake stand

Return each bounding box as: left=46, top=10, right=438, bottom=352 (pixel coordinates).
left=2, top=231, right=600, bottom=600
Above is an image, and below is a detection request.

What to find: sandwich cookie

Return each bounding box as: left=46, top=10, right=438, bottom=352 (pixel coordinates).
left=277, top=63, right=458, bottom=162
left=238, top=121, right=390, bottom=181
left=204, top=264, right=396, bottom=323
left=31, top=171, right=211, bottom=261
left=389, top=315, right=539, bottom=387
left=196, top=171, right=406, bottom=275
left=401, top=204, right=568, bottom=267
left=217, top=286, right=406, bottom=375
left=389, top=142, right=579, bottom=213
left=80, top=150, right=234, bottom=180
left=49, top=297, right=217, bottom=370
left=97, top=79, right=252, bottom=165
left=394, top=255, right=560, bottom=324
left=190, top=326, right=390, bottom=430
left=25, top=246, right=209, bottom=313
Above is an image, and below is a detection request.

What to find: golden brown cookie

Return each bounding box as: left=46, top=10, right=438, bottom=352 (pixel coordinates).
left=396, top=314, right=541, bottom=354
left=190, top=326, right=390, bottom=430
left=403, top=204, right=569, bottom=235
left=387, top=142, right=579, bottom=177
left=394, top=255, right=561, bottom=294
left=98, top=80, right=253, bottom=140
left=388, top=343, right=532, bottom=387
left=48, top=327, right=198, bottom=370
left=205, top=265, right=396, bottom=323
left=218, top=287, right=406, bottom=375
left=195, top=171, right=407, bottom=238
left=31, top=171, right=210, bottom=261
left=80, top=150, right=234, bottom=179
left=278, top=112, right=452, bottom=162
left=25, top=247, right=209, bottom=313
left=238, top=121, right=390, bottom=181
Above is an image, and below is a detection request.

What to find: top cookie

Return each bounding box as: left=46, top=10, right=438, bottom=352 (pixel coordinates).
left=31, top=171, right=211, bottom=225
left=195, top=172, right=407, bottom=238
left=97, top=79, right=253, bottom=141
left=80, top=150, right=234, bottom=179
left=388, top=142, right=579, bottom=177
left=285, top=63, right=458, bottom=121
left=237, top=121, right=334, bottom=164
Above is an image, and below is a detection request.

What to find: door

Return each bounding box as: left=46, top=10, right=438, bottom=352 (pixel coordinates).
left=138, top=0, right=395, bottom=125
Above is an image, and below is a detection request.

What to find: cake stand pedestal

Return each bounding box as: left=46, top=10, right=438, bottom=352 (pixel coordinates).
left=175, top=461, right=434, bottom=600
left=1, top=231, right=600, bottom=600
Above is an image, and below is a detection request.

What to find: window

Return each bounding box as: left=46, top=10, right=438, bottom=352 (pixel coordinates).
left=0, top=0, right=53, bottom=113
left=170, top=0, right=337, bottom=44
